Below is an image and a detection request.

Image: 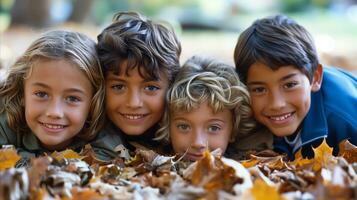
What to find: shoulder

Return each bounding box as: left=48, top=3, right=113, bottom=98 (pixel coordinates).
left=89, top=122, right=129, bottom=161
left=322, top=66, right=356, bottom=92
left=315, top=65, right=357, bottom=124
left=0, top=113, right=17, bottom=145
left=91, top=122, right=127, bottom=147
left=227, top=127, right=274, bottom=160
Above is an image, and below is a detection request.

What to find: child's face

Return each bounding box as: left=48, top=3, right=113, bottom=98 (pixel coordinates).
left=105, top=63, right=169, bottom=135
left=170, top=101, right=233, bottom=161
left=24, top=59, right=93, bottom=150
left=246, top=62, right=321, bottom=137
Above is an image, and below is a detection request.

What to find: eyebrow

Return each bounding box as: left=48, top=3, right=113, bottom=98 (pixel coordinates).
left=248, top=73, right=298, bottom=85
left=107, top=74, right=160, bottom=82
left=31, top=82, right=87, bottom=95
left=172, top=116, right=226, bottom=123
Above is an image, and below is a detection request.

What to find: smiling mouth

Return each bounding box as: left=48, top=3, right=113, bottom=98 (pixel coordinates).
left=40, top=122, right=66, bottom=129
left=121, top=114, right=147, bottom=120
left=268, top=112, right=294, bottom=122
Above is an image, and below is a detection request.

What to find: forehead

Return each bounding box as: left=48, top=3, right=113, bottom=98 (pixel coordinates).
left=108, top=60, right=167, bottom=81
left=172, top=101, right=232, bottom=119
left=247, top=62, right=305, bottom=83
left=106, top=66, right=168, bottom=83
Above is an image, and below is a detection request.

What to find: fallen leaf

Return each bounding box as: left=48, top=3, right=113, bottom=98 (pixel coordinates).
left=0, top=146, right=20, bottom=170
left=338, top=139, right=357, bottom=163
left=250, top=179, right=285, bottom=200
left=51, top=149, right=85, bottom=161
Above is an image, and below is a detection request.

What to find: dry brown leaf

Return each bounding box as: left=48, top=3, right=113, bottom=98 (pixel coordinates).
left=51, top=149, right=85, bottom=161
left=338, top=139, right=357, bottom=163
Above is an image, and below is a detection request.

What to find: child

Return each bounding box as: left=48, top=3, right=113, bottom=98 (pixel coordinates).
left=94, top=11, right=181, bottom=159
left=234, top=15, right=357, bottom=159
left=0, top=30, right=105, bottom=164
left=156, top=56, right=256, bottom=161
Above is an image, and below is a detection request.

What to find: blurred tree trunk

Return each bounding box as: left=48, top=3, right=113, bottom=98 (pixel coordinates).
left=68, top=0, right=94, bottom=23
left=10, top=0, right=52, bottom=28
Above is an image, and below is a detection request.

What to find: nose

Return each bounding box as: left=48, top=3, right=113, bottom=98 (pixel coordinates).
left=191, top=129, right=207, bottom=151
left=126, top=88, right=143, bottom=108
left=46, top=98, right=64, bottom=119
left=269, top=89, right=286, bottom=110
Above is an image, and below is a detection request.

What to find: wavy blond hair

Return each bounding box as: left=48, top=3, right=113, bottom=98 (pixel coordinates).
left=0, top=30, right=105, bottom=141
left=156, top=56, right=255, bottom=143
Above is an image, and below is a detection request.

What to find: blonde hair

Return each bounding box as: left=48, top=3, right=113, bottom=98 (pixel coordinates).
left=156, top=56, right=255, bottom=142
left=0, top=30, right=105, bottom=141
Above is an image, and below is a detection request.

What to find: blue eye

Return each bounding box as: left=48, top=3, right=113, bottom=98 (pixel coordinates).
left=34, top=91, right=48, bottom=98
left=145, top=85, right=160, bottom=91
left=208, top=125, right=221, bottom=132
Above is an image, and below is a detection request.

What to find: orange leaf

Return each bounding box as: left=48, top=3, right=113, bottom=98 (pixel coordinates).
left=191, top=150, right=213, bottom=186
left=51, top=149, right=85, bottom=161
left=31, top=186, right=57, bottom=200
left=67, top=187, right=108, bottom=200
left=0, top=147, right=20, bottom=170
left=291, top=149, right=313, bottom=169
left=240, top=159, right=259, bottom=168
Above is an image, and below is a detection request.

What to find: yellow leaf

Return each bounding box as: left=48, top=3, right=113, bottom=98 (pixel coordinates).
left=0, top=147, right=20, bottom=170
left=291, top=149, right=313, bottom=169
left=251, top=179, right=285, bottom=200
left=51, top=149, right=85, bottom=161
left=338, top=139, right=357, bottom=163
left=312, top=139, right=335, bottom=171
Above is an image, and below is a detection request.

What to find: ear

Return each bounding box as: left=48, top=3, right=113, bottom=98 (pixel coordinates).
left=311, top=64, right=323, bottom=92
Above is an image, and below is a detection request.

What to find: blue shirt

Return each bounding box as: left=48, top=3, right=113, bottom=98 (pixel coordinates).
left=274, top=66, right=357, bottom=159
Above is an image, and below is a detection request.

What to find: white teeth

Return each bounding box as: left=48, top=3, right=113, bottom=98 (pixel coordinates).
left=270, top=113, right=292, bottom=121
left=123, top=114, right=144, bottom=120
left=42, top=123, right=64, bottom=129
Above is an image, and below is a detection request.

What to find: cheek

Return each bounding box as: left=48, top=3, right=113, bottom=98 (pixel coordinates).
left=208, top=134, right=229, bottom=152
left=105, top=92, right=120, bottom=108
left=170, top=128, right=188, bottom=152
left=250, top=97, right=264, bottom=116
left=70, top=105, right=91, bottom=124
left=150, top=93, right=166, bottom=112
left=297, top=91, right=311, bottom=115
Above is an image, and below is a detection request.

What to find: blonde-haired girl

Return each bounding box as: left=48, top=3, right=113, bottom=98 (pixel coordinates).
left=0, top=30, right=105, bottom=164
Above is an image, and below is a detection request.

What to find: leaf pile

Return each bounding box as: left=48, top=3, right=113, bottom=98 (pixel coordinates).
left=0, top=139, right=356, bottom=200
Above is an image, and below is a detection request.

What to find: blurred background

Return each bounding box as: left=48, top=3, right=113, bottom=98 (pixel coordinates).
left=1, top=0, right=357, bottom=76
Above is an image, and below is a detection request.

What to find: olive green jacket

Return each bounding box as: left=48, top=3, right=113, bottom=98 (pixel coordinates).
left=89, top=121, right=128, bottom=161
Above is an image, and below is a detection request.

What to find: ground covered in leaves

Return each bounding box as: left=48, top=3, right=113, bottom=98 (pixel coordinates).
left=0, top=139, right=356, bottom=200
